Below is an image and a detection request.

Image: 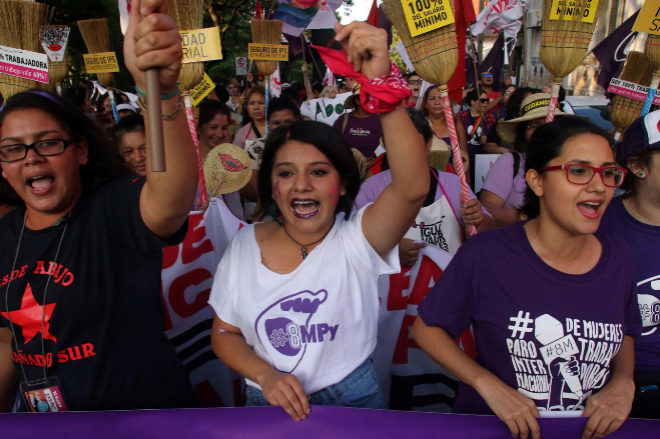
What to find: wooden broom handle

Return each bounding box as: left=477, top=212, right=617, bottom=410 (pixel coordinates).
left=440, top=86, right=477, bottom=236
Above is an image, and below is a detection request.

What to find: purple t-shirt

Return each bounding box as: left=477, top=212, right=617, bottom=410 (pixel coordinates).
left=600, top=197, right=660, bottom=371
left=482, top=152, right=527, bottom=209
left=333, top=113, right=383, bottom=158
left=418, top=222, right=641, bottom=414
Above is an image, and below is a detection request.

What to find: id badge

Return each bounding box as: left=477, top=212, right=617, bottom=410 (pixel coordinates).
left=19, top=377, right=68, bottom=412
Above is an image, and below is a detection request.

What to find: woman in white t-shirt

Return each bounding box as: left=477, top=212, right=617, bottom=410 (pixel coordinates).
left=208, top=22, right=428, bottom=421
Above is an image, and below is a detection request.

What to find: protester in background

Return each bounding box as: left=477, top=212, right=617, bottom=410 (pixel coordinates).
left=63, top=84, right=93, bottom=120
left=210, top=21, right=428, bottom=421
left=599, top=110, right=660, bottom=420
left=116, top=103, right=138, bottom=119
left=480, top=93, right=566, bottom=226
left=320, top=86, right=338, bottom=99
left=406, top=73, right=422, bottom=108
left=112, top=114, right=146, bottom=176
left=415, top=116, right=639, bottom=439
left=0, top=0, right=198, bottom=411
left=226, top=78, right=243, bottom=114
left=459, top=89, right=496, bottom=188
left=479, top=71, right=501, bottom=113
left=491, top=84, right=516, bottom=121
left=234, top=86, right=266, bottom=149
left=421, top=86, right=469, bottom=179
left=484, top=87, right=536, bottom=154
left=197, top=99, right=233, bottom=162
left=333, top=88, right=383, bottom=160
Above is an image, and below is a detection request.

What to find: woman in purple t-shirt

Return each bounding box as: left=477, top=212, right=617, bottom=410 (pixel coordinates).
left=414, top=117, right=640, bottom=439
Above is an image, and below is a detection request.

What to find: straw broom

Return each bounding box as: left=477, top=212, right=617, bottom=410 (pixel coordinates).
left=169, top=0, right=208, bottom=207
left=382, top=0, right=476, bottom=235
left=0, top=1, right=51, bottom=99
left=609, top=51, right=653, bottom=142
left=646, top=34, right=660, bottom=90
left=77, top=18, right=120, bottom=122
left=251, top=19, right=282, bottom=135
left=539, top=0, right=602, bottom=122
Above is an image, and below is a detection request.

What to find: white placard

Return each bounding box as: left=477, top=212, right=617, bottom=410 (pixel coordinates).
left=474, top=154, right=502, bottom=193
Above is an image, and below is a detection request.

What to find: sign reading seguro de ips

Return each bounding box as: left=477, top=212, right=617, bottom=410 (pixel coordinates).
left=180, top=27, right=223, bottom=64
left=549, top=0, right=600, bottom=23
left=248, top=44, right=289, bottom=61
left=83, top=52, right=120, bottom=74
left=401, top=0, right=455, bottom=37
left=633, top=0, right=660, bottom=35
left=0, top=46, right=48, bottom=83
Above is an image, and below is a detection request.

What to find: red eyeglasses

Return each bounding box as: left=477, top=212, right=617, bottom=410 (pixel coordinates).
left=540, top=163, right=628, bottom=187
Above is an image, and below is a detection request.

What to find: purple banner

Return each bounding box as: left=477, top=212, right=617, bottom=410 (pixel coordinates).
left=0, top=406, right=658, bottom=439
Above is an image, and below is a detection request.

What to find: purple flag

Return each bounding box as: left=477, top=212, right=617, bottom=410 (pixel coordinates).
left=0, top=405, right=659, bottom=439
left=467, top=33, right=505, bottom=92
left=592, top=10, right=640, bottom=90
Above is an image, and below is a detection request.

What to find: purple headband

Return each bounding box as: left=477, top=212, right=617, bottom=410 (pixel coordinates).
left=0, top=90, right=65, bottom=113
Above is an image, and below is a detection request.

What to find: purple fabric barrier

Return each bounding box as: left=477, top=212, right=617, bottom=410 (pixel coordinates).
left=0, top=406, right=658, bottom=438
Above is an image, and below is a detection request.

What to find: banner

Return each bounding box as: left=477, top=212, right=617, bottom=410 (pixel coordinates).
left=300, top=92, right=351, bottom=125
left=1, top=405, right=658, bottom=438
left=181, top=27, right=223, bottom=63
left=161, top=198, right=245, bottom=407
left=0, top=46, right=48, bottom=83
left=633, top=0, right=660, bottom=34
left=607, top=77, right=660, bottom=105
left=269, top=65, right=282, bottom=97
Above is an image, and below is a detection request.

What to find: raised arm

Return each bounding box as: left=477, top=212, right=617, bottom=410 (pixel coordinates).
left=124, top=0, right=198, bottom=238
left=334, top=22, right=429, bottom=256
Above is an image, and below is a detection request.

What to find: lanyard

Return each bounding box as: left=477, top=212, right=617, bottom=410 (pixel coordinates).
left=4, top=215, right=68, bottom=386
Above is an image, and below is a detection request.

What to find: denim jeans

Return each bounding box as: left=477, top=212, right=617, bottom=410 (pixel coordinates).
left=245, top=358, right=385, bottom=409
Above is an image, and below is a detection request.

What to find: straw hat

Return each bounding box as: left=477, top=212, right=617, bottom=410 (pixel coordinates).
left=496, top=93, right=567, bottom=145
left=203, top=143, right=253, bottom=196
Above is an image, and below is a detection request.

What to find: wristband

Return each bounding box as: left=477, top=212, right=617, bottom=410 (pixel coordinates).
left=312, top=45, right=411, bottom=114
left=135, top=83, right=180, bottom=100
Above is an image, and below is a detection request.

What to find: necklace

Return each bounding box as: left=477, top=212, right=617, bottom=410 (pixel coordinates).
left=281, top=221, right=334, bottom=259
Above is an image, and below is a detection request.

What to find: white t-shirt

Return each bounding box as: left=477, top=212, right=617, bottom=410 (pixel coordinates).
left=208, top=206, right=399, bottom=394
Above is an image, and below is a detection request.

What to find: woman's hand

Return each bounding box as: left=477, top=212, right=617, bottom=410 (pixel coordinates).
left=334, top=22, right=389, bottom=80
left=477, top=375, right=541, bottom=439
left=399, top=238, right=427, bottom=267
left=259, top=370, right=310, bottom=421
left=123, top=0, right=182, bottom=96
left=581, top=377, right=634, bottom=439
left=461, top=199, right=484, bottom=227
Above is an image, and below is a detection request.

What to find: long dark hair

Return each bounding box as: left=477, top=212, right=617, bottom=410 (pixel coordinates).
left=0, top=90, right=126, bottom=205
left=257, top=120, right=359, bottom=220
left=521, top=116, right=613, bottom=219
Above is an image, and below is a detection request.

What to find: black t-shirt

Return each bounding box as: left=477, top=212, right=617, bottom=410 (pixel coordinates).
left=0, top=176, right=195, bottom=410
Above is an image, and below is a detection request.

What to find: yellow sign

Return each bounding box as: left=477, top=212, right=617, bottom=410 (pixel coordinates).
left=180, top=27, right=223, bottom=64
left=401, top=0, right=455, bottom=38
left=190, top=73, right=216, bottom=106
left=633, top=0, right=660, bottom=35
left=83, top=52, right=119, bottom=74
left=549, top=0, right=600, bottom=23
left=247, top=43, right=289, bottom=61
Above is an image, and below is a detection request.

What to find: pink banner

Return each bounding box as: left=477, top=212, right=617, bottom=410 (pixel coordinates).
left=0, top=62, right=48, bottom=83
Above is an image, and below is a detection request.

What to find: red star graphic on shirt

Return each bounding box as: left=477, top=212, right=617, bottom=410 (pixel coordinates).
left=0, top=283, right=57, bottom=344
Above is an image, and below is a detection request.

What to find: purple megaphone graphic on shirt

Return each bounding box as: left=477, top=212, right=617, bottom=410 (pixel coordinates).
left=255, top=289, right=328, bottom=373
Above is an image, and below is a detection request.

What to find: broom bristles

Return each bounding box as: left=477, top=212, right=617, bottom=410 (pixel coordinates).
left=610, top=51, right=653, bottom=132
left=645, top=34, right=660, bottom=70
left=170, top=0, right=205, bottom=90
left=251, top=20, right=283, bottom=77
left=540, top=0, right=601, bottom=80
left=0, top=1, right=51, bottom=98
left=382, top=0, right=458, bottom=86
left=77, top=18, right=113, bottom=87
